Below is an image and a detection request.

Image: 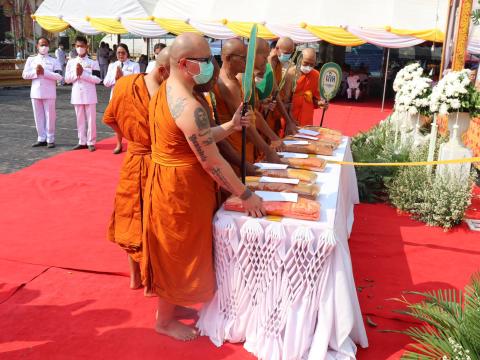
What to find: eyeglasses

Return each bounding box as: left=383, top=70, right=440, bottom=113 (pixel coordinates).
left=184, top=56, right=213, bottom=64
left=230, top=54, right=246, bottom=60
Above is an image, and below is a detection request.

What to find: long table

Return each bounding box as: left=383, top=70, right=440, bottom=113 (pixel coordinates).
left=197, top=137, right=368, bottom=360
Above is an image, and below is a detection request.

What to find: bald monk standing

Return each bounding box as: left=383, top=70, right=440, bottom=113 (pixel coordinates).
left=196, top=57, right=258, bottom=178
left=103, top=48, right=171, bottom=290
left=214, top=38, right=281, bottom=166
left=286, top=47, right=326, bottom=126
left=142, top=33, right=265, bottom=341
left=267, top=36, right=298, bottom=136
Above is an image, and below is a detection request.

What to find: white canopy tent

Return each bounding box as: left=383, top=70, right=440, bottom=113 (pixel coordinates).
left=34, top=0, right=449, bottom=48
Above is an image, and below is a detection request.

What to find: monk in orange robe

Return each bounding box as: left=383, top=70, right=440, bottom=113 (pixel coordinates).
left=266, top=37, right=298, bottom=137
left=214, top=38, right=281, bottom=170
left=103, top=49, right=170, bottom=290
left=142, top=33, right=265, bottom=341
left=288, top=48, right=326, bottom=126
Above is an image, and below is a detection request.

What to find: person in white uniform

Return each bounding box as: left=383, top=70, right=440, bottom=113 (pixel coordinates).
left=346, top=70, right=361, bottom=101
left=65, top=36, right=101, bottom=152
left=146, top=42, right=166, bottom=74
left=55, top=43, right=67, bottom=85
left=104, top=43, right=140, bottom=154
left=22, top=37, right=63, bottom=148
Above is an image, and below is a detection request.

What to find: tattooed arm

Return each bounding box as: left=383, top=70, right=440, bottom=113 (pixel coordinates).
left=174, top=96, right=265, bottom=217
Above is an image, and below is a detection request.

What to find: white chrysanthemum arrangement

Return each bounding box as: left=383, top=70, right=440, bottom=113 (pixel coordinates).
left=393, top=63, right=425, bottom=92
left=393, top=63, right=432, bottom=116
left=429, top=69, right=479, bottom=116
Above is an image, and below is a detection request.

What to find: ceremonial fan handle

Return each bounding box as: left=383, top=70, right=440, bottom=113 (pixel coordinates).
left=241, top=102, right=249, bottom=184
left=320, top=101, right=328, bottom=127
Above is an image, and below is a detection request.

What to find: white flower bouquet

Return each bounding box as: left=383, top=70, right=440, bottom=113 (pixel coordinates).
left=393, top=62, right=425, bottom=92
left=429, top=69, right=480, bottom=116
left=395, top=75, right=432, bottom=116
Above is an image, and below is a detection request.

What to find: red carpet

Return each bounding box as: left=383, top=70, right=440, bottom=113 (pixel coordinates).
left=1, top=100, right=479, bottom=360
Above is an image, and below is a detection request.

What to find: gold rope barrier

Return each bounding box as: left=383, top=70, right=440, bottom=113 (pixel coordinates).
left=324, top=157, right=480, bottom=167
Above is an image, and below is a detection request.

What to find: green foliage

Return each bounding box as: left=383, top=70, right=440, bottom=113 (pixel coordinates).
left=395, top=272, right=480, bottom=360
left=352, top=117, right=410, bottom=202
left=387, top=141, right=475, bottom=229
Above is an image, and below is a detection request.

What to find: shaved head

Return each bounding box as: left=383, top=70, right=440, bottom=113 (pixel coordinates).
left=255, top=38, right=270, bottom=78
left=170, top=33, right=211, bottom=65
left=277, top=37, right=295, bottom=54
left=156, top=46, right=171, bottom=69
left=221, top=38, right=245, bottom=58
left=302, top=47, right=316, bottom=64
left=221, top=38, right=246, bottom=74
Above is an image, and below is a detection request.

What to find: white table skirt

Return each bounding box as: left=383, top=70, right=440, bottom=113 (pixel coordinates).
left=197, top=137, right=368, bottom=360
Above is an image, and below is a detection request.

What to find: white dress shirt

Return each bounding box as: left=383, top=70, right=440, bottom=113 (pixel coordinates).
left=347, top=75, right=360, bottom=89
left=65, top=56, right=101, bottom=105
left=22, top=54, right=62, bottom=99
left=146, top=60, right=156, bottom=74
left=103, top=59, right=141, bottom=89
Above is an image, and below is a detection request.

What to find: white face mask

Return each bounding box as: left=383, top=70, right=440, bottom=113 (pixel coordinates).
left=300, top=65, right=313, bottom=74
left=254, top=76, right=264, bottom=85
left=76, top=47, right=87, bottom=56
left=38, top=46, right=49, bottom=55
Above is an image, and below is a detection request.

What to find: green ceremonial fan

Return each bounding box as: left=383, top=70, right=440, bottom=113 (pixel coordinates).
left=256, top=63, right=274, bottom=100
left=240, top=24, right=258, bottom=184
left=318, top=62, right=342, bottom=126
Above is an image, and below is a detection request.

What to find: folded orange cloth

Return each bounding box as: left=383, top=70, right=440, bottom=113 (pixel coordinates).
left=281, top=157, right=327, bottom=172
left=246, top=176, right=320, bottom=200
left=284, top=143, right=334, bottom=156
left=224, top=196, right=320, bottom=221
left=285, top=134, right=342, bottom=147
left=257, top=168, right=318, bottom=183
left=302, top=126, right=343, bottom=137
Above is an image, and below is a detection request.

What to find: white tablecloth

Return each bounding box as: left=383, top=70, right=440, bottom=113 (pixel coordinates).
left=197, top=137, right=368, bottom=360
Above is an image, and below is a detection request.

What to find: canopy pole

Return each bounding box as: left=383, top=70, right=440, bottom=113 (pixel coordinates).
left=146, top=38, right=150, bottom=59
left=117, top=34, right=121, bottom=44
left=381, top=48, right=391, bottom=113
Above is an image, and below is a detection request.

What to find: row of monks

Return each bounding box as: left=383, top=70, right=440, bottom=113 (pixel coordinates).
left=103, top=33, right=325, bottom=341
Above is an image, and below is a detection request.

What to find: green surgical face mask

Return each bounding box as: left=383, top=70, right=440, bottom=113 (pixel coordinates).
left=188, top=60, right=214, bottom=85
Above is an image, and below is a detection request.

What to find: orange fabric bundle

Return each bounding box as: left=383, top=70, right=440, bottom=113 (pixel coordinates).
left=224, top=196, right=320, bottom=221
left=257, top=168, right=318, bottom=183
left=302, top=126, right=343, bottom=137
left=246, top=176, right=320, bottom=200
left=281, top=157, right=327, bottom=172
left=282, top=143, right=334, bottom=156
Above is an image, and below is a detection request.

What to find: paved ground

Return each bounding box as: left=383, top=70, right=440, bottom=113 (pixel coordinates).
left=0, top=85, right=114, bottom=174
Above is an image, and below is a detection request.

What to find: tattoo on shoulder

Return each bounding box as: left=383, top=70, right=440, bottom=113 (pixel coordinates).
left=167, top=85, right=187, bottom=119
left=194, top=107, right=210, bottom=136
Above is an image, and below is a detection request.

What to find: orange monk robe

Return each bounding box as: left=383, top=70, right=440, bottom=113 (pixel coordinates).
left=212, top=83, right=255, bottom=165
left=291, top=69, right=321, bottom=127
left=103, top=73, right=152, bottom=262
left=265, top=61, right=285, bottom=134
left=142, top=82, right=216, bottom=305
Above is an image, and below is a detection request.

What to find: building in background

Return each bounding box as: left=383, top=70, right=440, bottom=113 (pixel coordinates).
left=0, top=0, right=49, bottom=58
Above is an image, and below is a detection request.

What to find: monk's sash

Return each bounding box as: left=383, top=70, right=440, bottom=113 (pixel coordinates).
left=151, top=145, right=199, bottom=167
left=293, top=90, right=314, bottom=104
left=127, top=141, right=151, bottom=156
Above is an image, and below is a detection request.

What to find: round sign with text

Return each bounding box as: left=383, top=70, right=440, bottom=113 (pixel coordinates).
left=319, top=62, right=342, bottom=101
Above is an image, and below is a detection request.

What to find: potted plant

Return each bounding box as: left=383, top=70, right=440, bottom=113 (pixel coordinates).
left=429, top=69, right=480, bottom=143
left=393, top=63, right=430, bottom=130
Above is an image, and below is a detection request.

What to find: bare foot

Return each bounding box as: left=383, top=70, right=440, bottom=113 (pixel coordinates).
left=175, top=306, right=198, bottom=319
left=128, top=255, right=141, bottom=289
left=144, top=287, right=157, bottom=297
left=130, top=273, right=142, bottom=289
left=155, top=319, right=198, bottom=341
